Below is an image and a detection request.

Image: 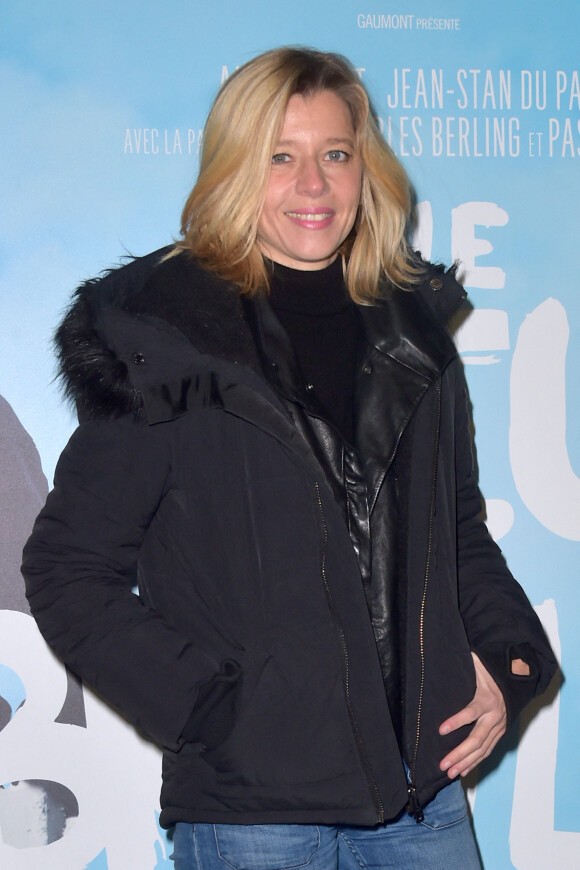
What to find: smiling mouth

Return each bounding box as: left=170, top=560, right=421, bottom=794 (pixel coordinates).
left=285, top=211, right=334, bottom=221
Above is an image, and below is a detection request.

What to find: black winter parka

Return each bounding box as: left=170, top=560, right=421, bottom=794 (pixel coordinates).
left=22, top=249, right=557, bottom=828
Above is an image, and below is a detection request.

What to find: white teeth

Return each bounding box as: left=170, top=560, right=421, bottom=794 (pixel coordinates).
left=286, top=212, right=332, bottom=221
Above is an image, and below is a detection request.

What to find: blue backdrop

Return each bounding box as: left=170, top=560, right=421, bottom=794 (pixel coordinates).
left=1, top=2, right=578, bottom=867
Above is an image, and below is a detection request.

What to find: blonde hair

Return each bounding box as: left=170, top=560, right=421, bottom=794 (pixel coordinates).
left=177, top=47, right=422, bottom=302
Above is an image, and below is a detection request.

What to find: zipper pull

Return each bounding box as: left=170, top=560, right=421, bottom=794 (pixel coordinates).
left=406, top=782, right=425, bottom=823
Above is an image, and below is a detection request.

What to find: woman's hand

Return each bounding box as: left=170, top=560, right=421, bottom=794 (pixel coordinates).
left=438, top=652, right=508, bottom=778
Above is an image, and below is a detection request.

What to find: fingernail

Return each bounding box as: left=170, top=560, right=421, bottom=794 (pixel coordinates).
left=440, top=725, right=450, bottom=735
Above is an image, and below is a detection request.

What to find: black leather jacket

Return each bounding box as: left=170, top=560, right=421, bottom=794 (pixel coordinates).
left=22, top=249, right=557, bottom=827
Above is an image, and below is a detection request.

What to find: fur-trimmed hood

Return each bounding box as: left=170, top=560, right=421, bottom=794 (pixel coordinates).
left=55, top=247, right=466, bottom=424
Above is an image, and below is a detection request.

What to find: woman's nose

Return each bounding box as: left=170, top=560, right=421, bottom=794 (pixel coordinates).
left=296, top=158, right=329, bottom=196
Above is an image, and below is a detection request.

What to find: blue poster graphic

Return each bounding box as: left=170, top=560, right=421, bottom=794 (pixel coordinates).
left=1, top=2, right=578, bottom=867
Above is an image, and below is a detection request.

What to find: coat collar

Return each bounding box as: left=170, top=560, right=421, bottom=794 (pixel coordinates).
left=359, top=275, right=461, bottom=379
left=120, top=250, right=463, bottom=385
left=66, top=250, right=464, bottom=483
left=241, top=265, right=463, bottom=504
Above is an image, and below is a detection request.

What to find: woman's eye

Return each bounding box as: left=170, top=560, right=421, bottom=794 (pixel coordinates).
left=326, top=150, right=350, bottom=162
left=271, top=153, right=291, bottom=164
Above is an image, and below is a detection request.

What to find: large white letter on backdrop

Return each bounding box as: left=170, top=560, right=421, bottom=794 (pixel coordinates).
left=510, top=298, right=580, bottom=541
left=0, top=611, right=167, bottom=869
left=452, top=202, right=509, bottom=289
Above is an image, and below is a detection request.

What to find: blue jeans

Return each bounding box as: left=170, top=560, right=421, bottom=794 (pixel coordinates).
left=170, top=779, right=481, bottom=869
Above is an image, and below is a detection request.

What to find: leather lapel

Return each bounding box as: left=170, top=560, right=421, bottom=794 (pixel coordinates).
left=356, top=287, right=457, bottom=509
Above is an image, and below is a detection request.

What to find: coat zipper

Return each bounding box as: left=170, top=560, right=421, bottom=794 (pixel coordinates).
left=407, top=379, right=442, bottom=822
left=314, top=481, right=386, bottom=824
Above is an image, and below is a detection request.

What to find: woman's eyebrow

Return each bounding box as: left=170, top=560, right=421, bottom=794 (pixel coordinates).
left=275, top=137, right=356, bottom=147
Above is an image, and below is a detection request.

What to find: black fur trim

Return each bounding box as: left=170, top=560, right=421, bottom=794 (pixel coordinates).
left=54, top=248, right=260, bottom=421
left=54, top=280, right=144, bottom=421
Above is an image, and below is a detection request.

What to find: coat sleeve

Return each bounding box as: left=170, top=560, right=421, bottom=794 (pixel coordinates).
left=452, top=361, right=558, bottom=728
left=21, top=414, right=238, bottom=750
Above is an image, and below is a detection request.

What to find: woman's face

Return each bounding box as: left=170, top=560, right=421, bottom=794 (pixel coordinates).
left=257, top=89, right=363, bottom=271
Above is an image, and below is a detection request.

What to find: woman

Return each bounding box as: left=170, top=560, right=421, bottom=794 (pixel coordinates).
left=23, top=48, right=556, bottom=869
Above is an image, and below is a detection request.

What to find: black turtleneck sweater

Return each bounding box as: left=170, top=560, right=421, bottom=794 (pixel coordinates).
left=268, top=258, right=361, bottom=444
